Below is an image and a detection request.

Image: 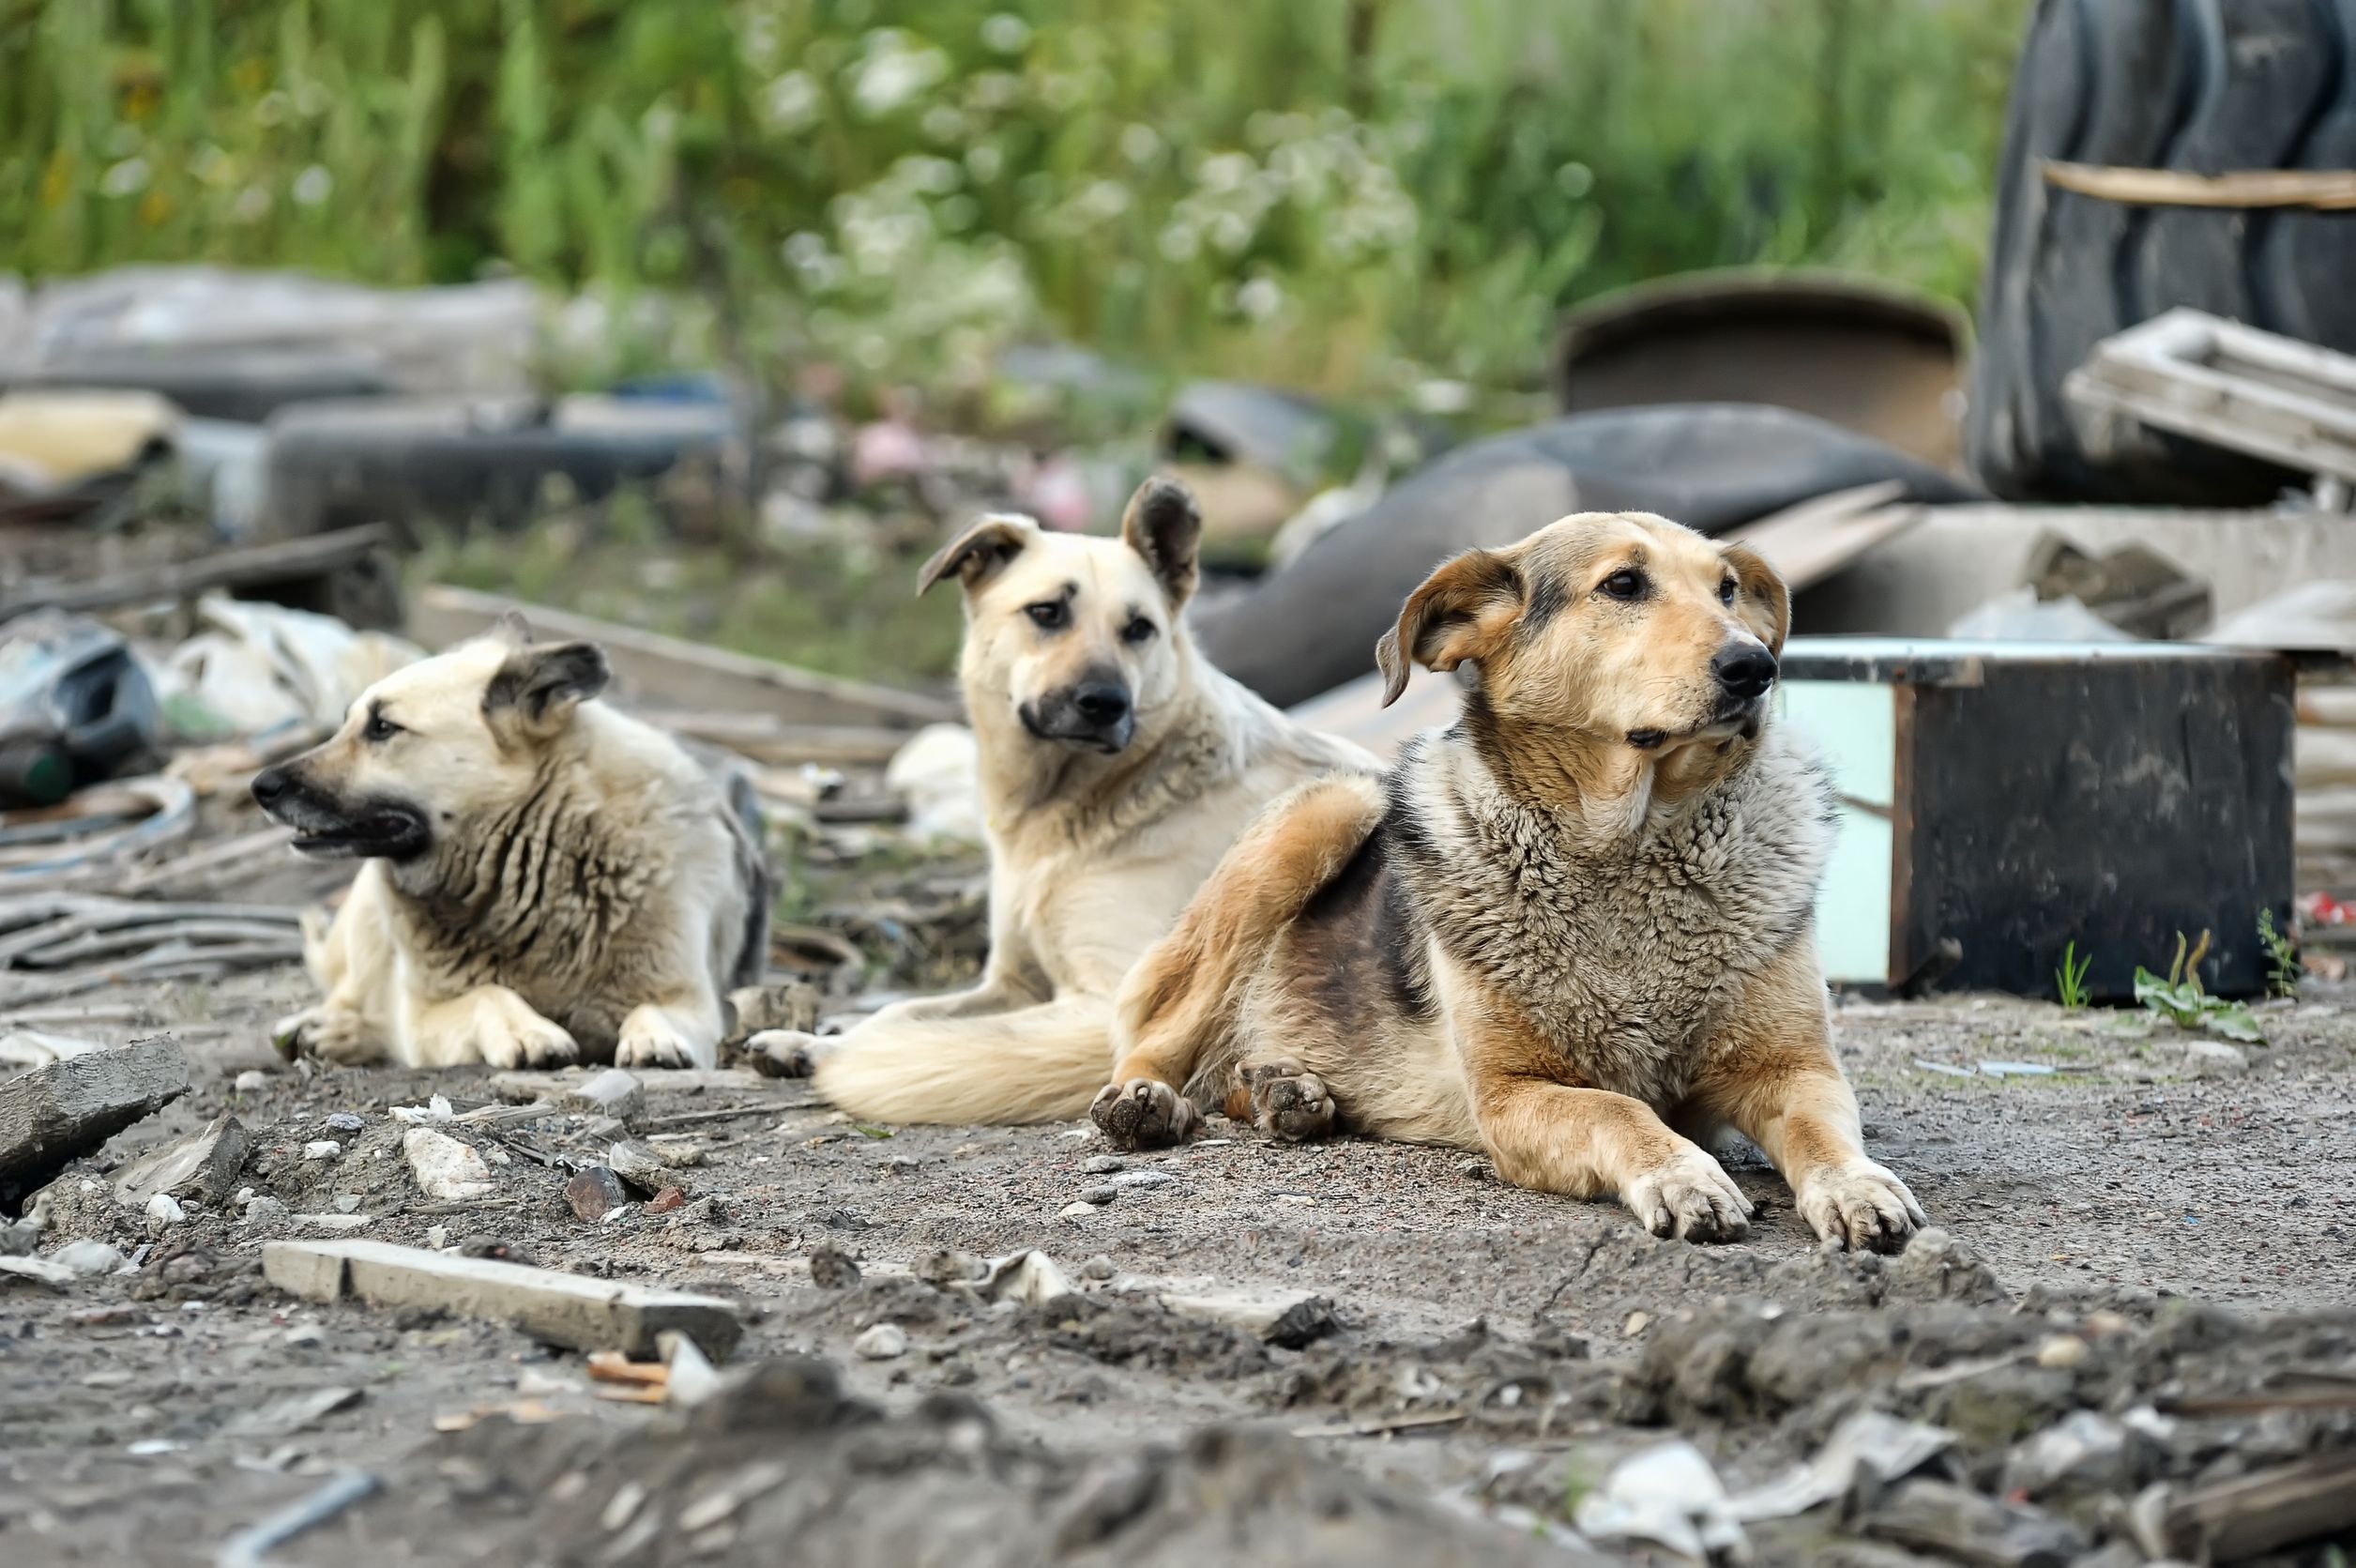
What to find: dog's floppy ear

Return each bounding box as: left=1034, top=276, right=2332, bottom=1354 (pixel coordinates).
left=485, top=640, right=610, bottom=742
left=1374, top=549, right=1525, bottom=708
left=1719, top=541, right=1790, bottom=657
left=1119, top=476, right=1202, bottom=606
left=918, top=514, right=1036, bottom=597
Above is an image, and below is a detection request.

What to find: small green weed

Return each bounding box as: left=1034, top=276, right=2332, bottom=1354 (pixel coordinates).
left=2134, top=930, right=2264, bottom=1044
left=2055, top=940, right=2092, bottom=1010
left=2258, top=907, right=2300, bottom=1000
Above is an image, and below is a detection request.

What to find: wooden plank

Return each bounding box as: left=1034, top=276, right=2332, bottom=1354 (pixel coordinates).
left=0, top=525, right=398, bottom=623
left=262, top=1238, right=742, bottom=1358
left=410, top=584, right=958, bottom=729
left=2044, top=159, right=2356, bottom=210
left=2066, top=308, right=2356, bottom=484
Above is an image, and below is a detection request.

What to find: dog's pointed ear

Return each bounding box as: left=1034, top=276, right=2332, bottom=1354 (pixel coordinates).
left=1119, top=476, right=1202, bottom=606
left=1719, top=541, right=1790, bottom=657
left=489, top=609, right=534, bottom=647
left=485, top=640, right=610, bottom=742
left=918, top=514, right=1036, bottom=597
left=1374, top=549, right=1524, bottom=708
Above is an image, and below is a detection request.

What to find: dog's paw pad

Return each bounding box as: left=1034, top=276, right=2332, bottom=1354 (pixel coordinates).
left=1799, top=1161, right=1925, bottom=1254
left=1240, top=1058, right=1335, bottom=1141
left=1089, top=1078, right=1196, bottom=1150
left=1626, top=1147, right=1754, bottom=1245
left=743, top=1028, right=824, bottom=1078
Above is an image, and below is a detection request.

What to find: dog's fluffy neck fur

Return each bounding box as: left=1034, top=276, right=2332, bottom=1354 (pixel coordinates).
left=384, top=708, right=661, bottom=970
left=1388, top=703, right=1837, bottom=1102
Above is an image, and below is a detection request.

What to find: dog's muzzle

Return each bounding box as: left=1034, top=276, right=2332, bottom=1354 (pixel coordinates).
left=1019, top=680, right=1136, bottom=754
left=251, top=766, right=433, bottom=860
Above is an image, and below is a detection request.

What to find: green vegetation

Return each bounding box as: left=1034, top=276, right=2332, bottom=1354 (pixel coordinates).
left=2, top=0, right=2030, bottom=400
left=2257, top=907, right=2300, bottom=1001
left=2135, top=931, right=2265, bottom=1045
left=2054, top=940, right=2091, bottom=1011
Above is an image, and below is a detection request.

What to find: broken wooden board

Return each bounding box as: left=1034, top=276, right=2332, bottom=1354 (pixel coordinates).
left=2064, top=308, right=2356, bottom=491
left=408, top=585, right=958, bottom=729
left=0, top=525, right=400, bottom=624
left=0, top=1036, right=190, bottom=1203
left=262, top=1238, right=742, bottom=1359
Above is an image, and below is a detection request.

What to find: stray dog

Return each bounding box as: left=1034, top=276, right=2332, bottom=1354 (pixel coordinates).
left=1095, top=511, right=1925, bottom=1252
left=252, top=617, right=770, bottom=1071
left=767, top=478, right=1374, bottom=1122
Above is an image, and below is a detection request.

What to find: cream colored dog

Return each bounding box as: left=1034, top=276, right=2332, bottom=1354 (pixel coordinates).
left=252, top=618, right=769, bottom=1071
left=765, top=478, right=1375, bottom=1122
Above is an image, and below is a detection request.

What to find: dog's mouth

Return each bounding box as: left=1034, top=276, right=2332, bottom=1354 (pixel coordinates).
left=1018, top=703, right=1134, bottom=756
left=260, top=786, right=432, bottom=861
left=1628, top=697, right=1767, bottom=752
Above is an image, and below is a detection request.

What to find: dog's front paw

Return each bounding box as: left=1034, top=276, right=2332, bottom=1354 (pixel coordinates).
left=478, top=1014, right=580, bottom=1071
left=1797, top=1160, right=1925, bottom=1254
left=1240, top=1058, right=1335, bottom=1141
left=272, top=1007, right=377, bottom=1065
left=616, top=1007, right=711, bottom=1071
left=743, top=1028, right=827, bottom=1078
left=1090, top=1078, right=1198, bottom=1149
left=1624, top=1145, right=1753, bottom=1243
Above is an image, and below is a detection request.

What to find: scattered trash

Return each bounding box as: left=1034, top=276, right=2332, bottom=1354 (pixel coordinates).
left=1574, top=1440, right=1749, bottom=1563
left=144, top=1191, right=184, bottom=1227
left=51, top=1239, right=124, bottom=1276
left=0, top=612, right=160, bottom=807
left=1159, top=1286, right=1337, bottom=1348
left=978, top=1249, right=1076, bottom=1307
left=885, top=724, right=983, bottom=846
left=157, top=594, right=421, bottom=738
left=389, top=1095, right=456, bottom=1126
left=214, top=1469, right=382, bottom=1568
left=0, top=1254, right=76, bottom=1287
left=564, top=1069, right=645, bottom=1124
left=564, top=1166, right=631, bottom=1223
left=1728, top=1410, right=1954, bottom=1521
left=1977, top=1059, right=2057, bottom=1078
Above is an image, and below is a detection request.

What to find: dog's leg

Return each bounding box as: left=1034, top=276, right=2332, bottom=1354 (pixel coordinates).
left=1096, top=775, right=1384, bottom=1149
left=617, top=993, right=724, bottom=1071
left=1687, top=938, right=1924, bottom=1253
left=743, top=913, right=1045, bottom=1078
left=1459, top=995, right=1752, bottom=1242
left=398, top=985, right=579, bottom=1070
left=1223, top=1058, right=1337, bottom=1142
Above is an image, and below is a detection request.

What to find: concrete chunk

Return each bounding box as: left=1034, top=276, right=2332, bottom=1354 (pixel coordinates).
left=1161, top=1286, right=1338, bottom=1348
left=0, top=1038, right=189, bottom=1201
left=262, top=1238, right=741, bottom=1358
left=112, top=1112, right=249, bottom=1210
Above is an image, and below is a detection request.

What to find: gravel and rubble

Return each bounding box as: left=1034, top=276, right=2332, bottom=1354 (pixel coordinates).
left=1, top=959, right=2354, bottom=1564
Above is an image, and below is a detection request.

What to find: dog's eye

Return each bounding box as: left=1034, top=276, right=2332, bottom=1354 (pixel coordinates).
left=1718, top=576, right=1738, bottom=605
left=362, top=714, right=403, bottom=743
left=1026, top=601, right=1069, bottom=632
left=1599, top=569, right=1648, bottom=601
left=1121, top=617, right=1157, bottom=645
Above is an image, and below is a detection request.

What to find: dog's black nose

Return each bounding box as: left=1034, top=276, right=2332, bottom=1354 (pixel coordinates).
left=1712, top=644, right=1777, bottom=700
left=251, top=766, right=289, bottom=808
left=1072, top=683, right=1131, bottom=725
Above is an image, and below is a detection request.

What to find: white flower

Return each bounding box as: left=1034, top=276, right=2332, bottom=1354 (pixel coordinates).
left=1119, top=124, right=1161, bottom=165
left=851, top=32, right=950, bottom=118
left=232, top=185, right=272, bottom=222
left=100, top=159, right=150, bottom=198
left=292, top=165, right=332, bottom=206
left=1237, top=277, right=1282, bottom=321
left=965, top=143, right=1004, bottom=182
left=980, top=12, right=1029, bottom=53
left=764, top=70, right=821, bottom=131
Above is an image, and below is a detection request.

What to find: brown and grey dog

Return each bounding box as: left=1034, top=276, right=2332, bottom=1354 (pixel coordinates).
left=765, top=478, right=1375, bottom=1123
left=252, top=617, right=770, bottom=1071
left=1095, top=510, right=1926, bottom=1251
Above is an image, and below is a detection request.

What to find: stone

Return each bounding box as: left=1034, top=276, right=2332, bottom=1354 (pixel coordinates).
left=646, top=1187, right=686, bottom=1216
left=1080, top=1255, right=1116, bottom=1282
left=1105, top=1169, right=1175, bottom=1191
left=0, top=1255, right=76, bottom=1287
left=263, top=1238, right=742, bottom=1358
left=296, top=1212, right=371, bottom=1232
left=243, top=1195, right=288, bottom=1224
left=1078, top=1184, right=1118, bottom=1207
left=1885, top=1227, right=2008, bottom=1306
left=564, top=1069, right=645, bottom=1123
left=144, top=1192, right=184, bottom=1227
left=853, top=1322, right=908, bottom=1360
left=2181, top=1040, right=2248, bottom=1078
left=233, top=1070, right=270, bottom=1093
left=1864, top=1479, right=2087, bottom=1566
left=1059, top=1202, right=1100, bottom=1220
left=608, top=1141, right=680, bottom=1197
left=0, top=1038, right=189, bottom=1201
left=1080, top=1155, right=1126, bottom=1176
left=324, top=1112, right=367, bottom=1135
left=404, top=1128, right=495, bottom=1201
left=808, top=1246, right=861, bottom=1289
left=113, top=1113, right=250, bottom=1210
left=565, top=1166, right=631, bottom=1222
left=335, top=1195, right=363, bottom=1213
left=1160, top=1286, right=1338, bottom=1348
left=302, top=1141, right=341, bottom=1162
left=52, top=1240, right=125, bottom=1276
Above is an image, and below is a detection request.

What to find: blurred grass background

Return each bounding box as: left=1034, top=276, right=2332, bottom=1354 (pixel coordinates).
left=2, top=0, right=2030, bottom=403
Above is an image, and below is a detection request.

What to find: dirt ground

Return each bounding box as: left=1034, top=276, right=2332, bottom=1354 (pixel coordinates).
left=5, top=924, right=2355, bottom=1563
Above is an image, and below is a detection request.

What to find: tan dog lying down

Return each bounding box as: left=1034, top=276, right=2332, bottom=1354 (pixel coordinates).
left=1095, top=510, right=1925, bottom=1251
left=251, top=617, right=770, bottom=1071
left=766, top=478, right=1376, bottom=1121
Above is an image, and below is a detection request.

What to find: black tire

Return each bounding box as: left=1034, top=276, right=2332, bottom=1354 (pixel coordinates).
left=1966, top=0, right=2356, bottom=503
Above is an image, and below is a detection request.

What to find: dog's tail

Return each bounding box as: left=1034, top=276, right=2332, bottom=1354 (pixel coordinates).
left=1109, top=773, right=1388, bottom=1092
left=813, top=995, right=1114, bottom=1124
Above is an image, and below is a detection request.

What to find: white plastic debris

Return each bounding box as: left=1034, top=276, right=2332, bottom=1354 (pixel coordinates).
left=1576, top=1441, right=1750, bottom=1562
left=403, top=1128, right=495, bottom=1201
left=144, top=1192, right=184, bottom=1226
left=886, top=723, right=984, bottom=846
left=389, top=1095, right=456, bottom=1126
left=1728, top=1410, right=1954, bottom=1521
left=158, top=594, right=422, bottom=737
left=978, top=1249, right=1076, bottom=1307
left=52, top=1240, right=125, bottom=1276
left=659, top=1330, right=722, bottom=1407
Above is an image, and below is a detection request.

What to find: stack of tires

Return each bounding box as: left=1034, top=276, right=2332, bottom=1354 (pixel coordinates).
left=1967, top=0, right=2356, bottom=503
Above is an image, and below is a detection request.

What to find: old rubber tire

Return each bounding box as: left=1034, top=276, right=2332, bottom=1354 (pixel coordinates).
left=1966, top=0, right=2356, bottom=504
